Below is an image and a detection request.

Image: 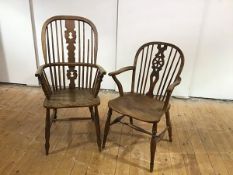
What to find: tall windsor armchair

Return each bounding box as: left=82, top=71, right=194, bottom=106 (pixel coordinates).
left=35, top=16, right=106, bottom=154
left=102, top=42, right=184, bottom=172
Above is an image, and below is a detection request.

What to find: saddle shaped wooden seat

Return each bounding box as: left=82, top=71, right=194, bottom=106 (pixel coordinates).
left=109, top=93, right=167, bottom=122
left=44, top=88, right=100, bottom=108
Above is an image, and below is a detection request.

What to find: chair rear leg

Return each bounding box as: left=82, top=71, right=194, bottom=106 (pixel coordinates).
left=45, top=108, right=51, bottom=155
left=94, top=106, right=101, bottom=152
left=150, top=123, right=157, bottom=172
left=102, top=108, right=112, bottom=149
left=53, top=108, right=57, bottom=122
left=89, top=107, right=95, bottom=121
left=165, top=109, right=172, bottom=142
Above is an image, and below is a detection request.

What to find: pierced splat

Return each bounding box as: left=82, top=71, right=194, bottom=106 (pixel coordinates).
left=67, top=69, right=77, bottom=89
left=68, top=32, right=73, bottom=39
left=65, top=20, right=77, bottom=88
left=65, top=20, right=76, bottom=63
left=146, top=44, right=167, bottom=97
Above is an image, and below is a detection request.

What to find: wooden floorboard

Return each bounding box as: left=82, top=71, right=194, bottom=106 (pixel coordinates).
left=0, top=84, right=233, bottom=175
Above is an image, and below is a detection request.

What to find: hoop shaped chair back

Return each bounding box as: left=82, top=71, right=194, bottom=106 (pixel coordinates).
left=41, top=16, right=99, bottom=91
left=42, top=16, right=98, bottom=64
left=132, top=42, right=184, bottom=101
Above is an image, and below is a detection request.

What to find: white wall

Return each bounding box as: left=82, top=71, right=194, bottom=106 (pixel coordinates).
left=116, top=0, right=205, bottom=97
left=116, top=0, right=233, bottom=99
left=0, top=0, right=232, bottom=99
left=190, top=0, right=233, bottom=100
left=32, top=0, right=117, bottom=89
left=0, top=0, right=37, bottom=85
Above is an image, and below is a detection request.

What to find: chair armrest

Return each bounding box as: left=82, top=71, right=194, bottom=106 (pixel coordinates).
left=163, top=77, right=182, bottom=110
left=109, top=66, right=135, bottom=96
left=36, top=63, right=106, bottom=98
left=96, top=64, right=107, bottom=76
left=108, top=66, right=135, bottom=76
left=35, top=64, right=52, bottom=99
left=166, top=77, right=181, bottom=92
left=35, top=64, right=46, bottom=77
left=36, top=63, right=106, bottom=78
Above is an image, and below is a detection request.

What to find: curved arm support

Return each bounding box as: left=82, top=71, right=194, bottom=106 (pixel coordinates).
left=35, top=64, right=52, bottom=99
left=166, top=77, right=181, bottom=92
left=93, top=64, right=106, bottom=97
left=109, top=66, right=135, bottom=96
left=163, top=77, right=181, bottom=110
left=112, top=75, right=124, bottom=96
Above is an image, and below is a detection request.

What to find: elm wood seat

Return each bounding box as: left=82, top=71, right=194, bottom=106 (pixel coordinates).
left=102, top=42, right=184, bottom=172
left=109, top=93, right=166, bottom=122
left=35, top=16, right=106, bottom=154
left=44, top=88, right=100, bottom=108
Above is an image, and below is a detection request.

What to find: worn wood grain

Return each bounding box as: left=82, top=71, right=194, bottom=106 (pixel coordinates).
left=0, top=85, right=233, bottom=174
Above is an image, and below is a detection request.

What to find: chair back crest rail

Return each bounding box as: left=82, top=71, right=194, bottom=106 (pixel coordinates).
left=41, top=16, right=99, bottom=91
left=132, top=42, right=184, bottom=101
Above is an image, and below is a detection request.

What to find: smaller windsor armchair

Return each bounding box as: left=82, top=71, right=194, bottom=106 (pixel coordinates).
left=102, top=42, right=184, bottom=172
left=35, top=16, right=106, bottom=154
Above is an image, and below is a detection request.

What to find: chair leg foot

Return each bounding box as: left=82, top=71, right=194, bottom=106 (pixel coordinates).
left=89, top=107, right=95, bottom=121
left=130, top=117, right=133, bottom=124
left=165, top=109, right=172, bottom=142
left=150, top=163, right=154, bottom=172
left=150, top=123, right=157, bottom=172
left=45, top=108, right=50, bottom=155
left=94, top=106, right=101, bottom=152
left=45, top=144, right=49, bottom=155
left=102, top=108, right=112, bottom=149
